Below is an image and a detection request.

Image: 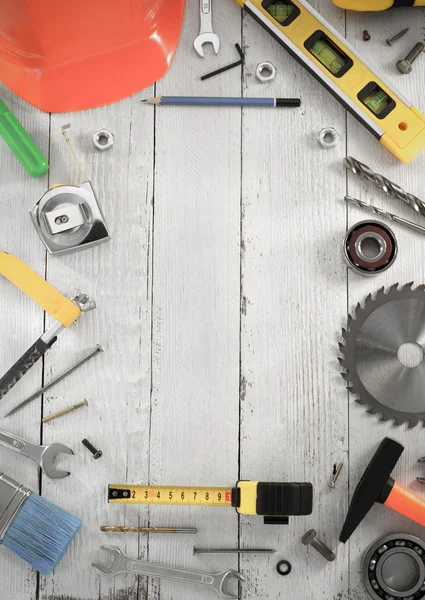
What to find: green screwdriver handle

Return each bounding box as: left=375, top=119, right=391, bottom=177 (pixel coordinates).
left=0, top=100, right=49, bottom=178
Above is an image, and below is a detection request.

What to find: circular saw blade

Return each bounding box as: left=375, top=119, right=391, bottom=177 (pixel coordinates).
left=339, top=283, right=425, bottom=427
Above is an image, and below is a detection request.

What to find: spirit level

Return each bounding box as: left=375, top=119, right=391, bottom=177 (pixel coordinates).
left=108, top=481, right=313, bottom=524
left=332, top=0, right=425, bottom=10
left=234, top=0, right=425, bottom=163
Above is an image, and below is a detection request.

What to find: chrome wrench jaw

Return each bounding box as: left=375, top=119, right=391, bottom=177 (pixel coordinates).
left=194, top=0, right=220, bottom=57
left=93, top=546, right=243, bottom=599
left=217, top=570, right=244, bottom=599
left=41, top=442, right=74, bottom=479
left=0, top=428, right=73, bottom=479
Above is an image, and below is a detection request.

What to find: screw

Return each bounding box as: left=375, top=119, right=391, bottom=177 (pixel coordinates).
left=82, top=438, right=102, bottom=459
left=42, top=399, right=88, bottom=423
left=386, top=27, right=409, bottom=46
left=302, top=529, right=336, bottom=562
left=328, top=462, right=344, bottom=488
left=397, top=42, right=425, bottom=74
left=363, top=30, right=371, bottom=42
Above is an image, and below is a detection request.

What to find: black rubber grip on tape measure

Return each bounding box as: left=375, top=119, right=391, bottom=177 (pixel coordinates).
left=256, top=482, right=313, bottom=516
left=391, top=0, right=414, bottom=6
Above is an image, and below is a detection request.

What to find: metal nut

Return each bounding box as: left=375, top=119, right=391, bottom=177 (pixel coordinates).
left=256, top=61, right=276, bottom=83
left=93, top=129, right=113, bottom=151
left=318, top=127, right=339, bottom=149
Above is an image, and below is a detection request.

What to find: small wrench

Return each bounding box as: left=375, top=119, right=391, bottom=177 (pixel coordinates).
left=194, top=0, right=220, bottom=57
left=0, top=427, right=73, bottom=479
left=93, top=546, right=243, bottom=599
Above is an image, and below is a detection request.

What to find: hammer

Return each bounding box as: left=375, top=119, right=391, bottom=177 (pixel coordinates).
left=340, top=437, right=425, bottom=542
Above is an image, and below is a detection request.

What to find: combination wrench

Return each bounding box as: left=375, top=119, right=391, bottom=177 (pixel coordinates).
left=0, top=428, right=73, bottom=478
left=93, top=546, right=243, bottom=598
left=194, top=0, right=220, bottom=57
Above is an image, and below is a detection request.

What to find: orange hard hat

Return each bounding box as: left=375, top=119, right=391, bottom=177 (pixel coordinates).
left=0, top=0, right=185, bottom=112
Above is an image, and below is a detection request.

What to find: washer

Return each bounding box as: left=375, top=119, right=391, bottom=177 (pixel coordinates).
left=344, top=220, right=398, bottom=276
left=276, top=560, right=292, bottom=576
left=363, top=534, right=425, bottom=600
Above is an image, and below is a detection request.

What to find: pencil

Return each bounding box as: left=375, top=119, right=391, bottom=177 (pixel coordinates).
left=142, top=96, right=301, bottom=108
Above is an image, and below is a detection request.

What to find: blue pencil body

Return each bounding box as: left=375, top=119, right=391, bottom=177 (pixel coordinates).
left=160, top=96, right=276, bottom=107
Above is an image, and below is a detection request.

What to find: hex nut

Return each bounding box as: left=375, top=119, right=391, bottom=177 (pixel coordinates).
left=256, top=61, right=277, bottom=83
left=318, top=127, right=340, bottom=149
left=93, top=129, right=114, bottom=151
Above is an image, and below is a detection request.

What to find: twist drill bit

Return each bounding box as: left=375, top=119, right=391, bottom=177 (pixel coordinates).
left=344, top=156, right=425, bottom=217
left=100, top=526, right=197, bottom=533
left=345, top=196, right=425, bottom=236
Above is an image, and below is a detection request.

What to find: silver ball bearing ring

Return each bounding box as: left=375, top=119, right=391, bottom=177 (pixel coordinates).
left=363, top=534, right=425, bottom=600
left=344, top=220, right=397, bottom=276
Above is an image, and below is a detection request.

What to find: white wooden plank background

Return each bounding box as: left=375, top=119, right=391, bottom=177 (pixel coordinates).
left=0, top=1, right=425, bottom=599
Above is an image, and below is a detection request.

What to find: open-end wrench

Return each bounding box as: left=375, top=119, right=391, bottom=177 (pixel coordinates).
left=194, top=0, right=220, bottom=57
left=0, top=428, right=73, bottom=479
left=93, top=546, right=243, bottom=599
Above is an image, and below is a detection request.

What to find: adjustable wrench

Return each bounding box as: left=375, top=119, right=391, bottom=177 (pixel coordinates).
left=194, top=0, right=220, bottom=57
left=0, top=428, right=73, bottom=479
left=93, top=546, right=243, bottom=598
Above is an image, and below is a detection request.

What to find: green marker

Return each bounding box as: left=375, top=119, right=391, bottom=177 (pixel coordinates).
left=0, top=100, right=49, bottom=177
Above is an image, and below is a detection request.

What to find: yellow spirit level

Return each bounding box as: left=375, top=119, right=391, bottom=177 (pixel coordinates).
left=332, top=0, right=425, bottom=10
left=235, top=0, right=425, bottom=163
left=108, top=481, right=313, bottom=524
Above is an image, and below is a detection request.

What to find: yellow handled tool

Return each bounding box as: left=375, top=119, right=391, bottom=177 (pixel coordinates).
left=332, top=0, right=425, bottom=10
left=0, top=252, right=95, bottom=401
left=108, top=481, right=313, bottom=524
left=235, top=0, right=425, bottom=162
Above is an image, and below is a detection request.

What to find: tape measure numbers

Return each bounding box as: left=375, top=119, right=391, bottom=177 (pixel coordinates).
left=234, top=0, right=425, bottom=163
left=108, top=481, right=313, bottom=524
left=109, top=485, right=233, bottom=506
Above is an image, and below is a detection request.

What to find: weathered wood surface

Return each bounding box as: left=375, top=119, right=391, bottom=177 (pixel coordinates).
left=0, top=1, right=425, bottom=599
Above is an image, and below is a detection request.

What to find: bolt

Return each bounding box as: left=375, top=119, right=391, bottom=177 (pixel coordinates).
left=302, top=529, right=336, bottom=562
left=328, top=462, right=344, bottom=488
left=397, top=42, right=425, bottom=74
left=385, top=27, right=409, bottom=46
left=82, top=438, right=102, bottom=459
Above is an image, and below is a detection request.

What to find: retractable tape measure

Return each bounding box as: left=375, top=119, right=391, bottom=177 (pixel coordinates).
left=108, top=481, right=313, bottom=524
left=235, top=0, right=425, bottom=163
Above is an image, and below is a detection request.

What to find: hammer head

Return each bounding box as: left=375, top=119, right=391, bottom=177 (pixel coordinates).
left=339, top=437, right=404, bottom=543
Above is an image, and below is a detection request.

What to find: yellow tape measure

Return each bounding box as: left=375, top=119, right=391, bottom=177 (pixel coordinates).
left=109, top=485, right=233, bottom=507
left=108, top=481, right=313, bottom=524
left=234, top=0, right=425, bottom=163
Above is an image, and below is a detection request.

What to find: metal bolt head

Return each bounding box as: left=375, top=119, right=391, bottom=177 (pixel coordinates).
left=302, top=529, right=317, bottom=546
left=397, top=59, right=412, bottom=74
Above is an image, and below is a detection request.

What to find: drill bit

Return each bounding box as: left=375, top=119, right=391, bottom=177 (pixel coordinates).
left=344, top=156, right=425, bottom=217
left=345, top=196, right=425, bottom=236
left=100, top=526, right=197, bottom=533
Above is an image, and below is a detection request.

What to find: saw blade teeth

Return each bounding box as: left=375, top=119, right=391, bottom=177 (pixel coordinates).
left=389, top=283, right=399, bottom=293
left=404, top=281, right=414, bottom=290
left=338, top=342, right=346, bottom=353
left=347, top=313, right=354, bottom=327
left=365, top=293, right=372, bottom=303
left=338, top=357, right=347, bottom=368
left=355, top=302, right=362, bottom=316
left=376, top=286, right=386, bottom=298
left=341, top=327, right=347, bottom=339
left=340, top=372, right=349, bottom=381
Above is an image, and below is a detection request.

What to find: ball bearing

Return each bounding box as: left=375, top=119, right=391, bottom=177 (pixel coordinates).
left=344, top=220, right=397, bottom=276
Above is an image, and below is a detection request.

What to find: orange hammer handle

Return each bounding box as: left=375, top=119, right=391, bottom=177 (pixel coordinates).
left=385, top=481, right=425, bottom=527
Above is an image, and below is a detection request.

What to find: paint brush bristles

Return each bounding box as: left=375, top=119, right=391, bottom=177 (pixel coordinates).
left=1, top=486, right=82, bottom=575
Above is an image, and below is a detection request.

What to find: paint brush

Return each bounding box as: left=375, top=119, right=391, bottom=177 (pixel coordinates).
left=0, top=472, right=82, bottom=575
